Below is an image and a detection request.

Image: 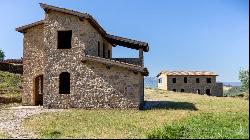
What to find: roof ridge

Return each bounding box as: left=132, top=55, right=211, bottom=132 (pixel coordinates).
left=83, top=55, right=149, bottom=76
left=157, top=70, right=218, bottom=76
left=85, top=55, right=142, bottom=68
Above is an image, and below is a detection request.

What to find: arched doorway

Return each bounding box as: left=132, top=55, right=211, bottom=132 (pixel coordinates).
left=196, top=89, right=200, bottom=94
left=206, top=89, right=211, bottom=96
left=34, top=75, right=43, bottom=105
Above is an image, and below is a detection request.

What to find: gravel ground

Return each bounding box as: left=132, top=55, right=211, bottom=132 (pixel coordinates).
left=0, top=106, right=62, bottom=139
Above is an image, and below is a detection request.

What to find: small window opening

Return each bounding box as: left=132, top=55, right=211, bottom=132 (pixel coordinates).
left=172, top=78, right=176, bottom=83
left=207, top=78, right=211, bottom=83
left=59, top=72, right=70, bottom=94
left=181, top=89, right=184, bottom=92
left=57, top=31, right=72, bottom=49
left=196, top=78, right=200, bottom=83
left=184, top=77, right=187, bottom=83
left=158, top=78, right=162, bottom=83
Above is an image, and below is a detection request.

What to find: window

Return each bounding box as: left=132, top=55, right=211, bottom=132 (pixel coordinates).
left=98, top=41, right=100, bottom=57
left=57, top=31, right=72, bottom=49
left=158, top=78, right=162, bottom=83
left=196, top=78, right=200, bottom=83
left=172, top=78, right=176, bottom=83
left=59, top=72, right=70, bottom=94
left=206, top=89, right=211, bottom=96
left=207, top=78, right=211, bottom=83
left=181, top=89, right=184, bottom=92
left=103, top=43, right=106, bottom=58
left=173, top=89, right=176, bottom=92
left=184, top=77, right=187, bottom=83
left=108, top=50, right=111, bottom=59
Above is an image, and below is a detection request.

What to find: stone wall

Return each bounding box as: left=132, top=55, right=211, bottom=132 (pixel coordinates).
left=43, top=61, right=143, bottom=109
left=41, top=11, right=143, bottom=109
left=112, top=58, right=142, bottom=66
left=215, top=83, right=223, bottom=97
left=0, top=62, right=23, bottom=74
left=157, top=74, right=168, bottom=90
left=158, top=75, right=223, bottom=97
left=22, top=24, right=44, bottom=105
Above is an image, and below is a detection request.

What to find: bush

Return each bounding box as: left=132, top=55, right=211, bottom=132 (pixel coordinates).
left=148, top=124, right=189, bottom=139
left=224, top=87, right=244, bottom=97
left=0, top=49, right=5, bottom=61
left=239, top=69, right=249, bottom=92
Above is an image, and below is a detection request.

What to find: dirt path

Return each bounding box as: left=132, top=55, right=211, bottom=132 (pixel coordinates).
left=0, top=106, right=61, bottom=139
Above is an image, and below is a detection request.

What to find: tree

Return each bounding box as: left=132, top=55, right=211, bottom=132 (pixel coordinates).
left=239, top=68, right=249, bottom=92
left=0, top=49, right=5, bottom=61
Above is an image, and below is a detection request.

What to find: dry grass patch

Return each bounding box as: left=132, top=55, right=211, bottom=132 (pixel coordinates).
left=0, top=131, right=9, bottom=139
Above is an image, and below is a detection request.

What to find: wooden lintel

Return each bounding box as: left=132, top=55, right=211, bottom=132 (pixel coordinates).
left=81, top=59, right=87, bottom=63
left=79, top=17, right=85, bottom=21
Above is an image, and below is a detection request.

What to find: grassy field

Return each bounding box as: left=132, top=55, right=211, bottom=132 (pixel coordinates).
left=0, top=71, right=21, bottom=109
left=23, top=88, right=249, bottom=139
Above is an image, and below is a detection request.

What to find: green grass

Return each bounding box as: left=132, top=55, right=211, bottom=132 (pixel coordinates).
left=0, top=70, right=21, bottom=94
left=0, top=70, right=22, bottom=108
left=23, top=89, right=249, bottom=139
left=148, top=112, right=249, bottom=139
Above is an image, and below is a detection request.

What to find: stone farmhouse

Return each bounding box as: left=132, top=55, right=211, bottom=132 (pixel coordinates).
left=16, top=3, right=149, bottom=109
left=157, top=71, right=223, bottom=97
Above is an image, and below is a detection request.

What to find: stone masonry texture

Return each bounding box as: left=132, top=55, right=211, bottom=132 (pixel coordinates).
left=19, top=8, right=146, bottom=109
left=157, top=74, right=223, bottom=97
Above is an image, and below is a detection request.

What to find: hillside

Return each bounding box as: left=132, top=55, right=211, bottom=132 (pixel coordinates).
left=0, top=71, right=22, bottom=108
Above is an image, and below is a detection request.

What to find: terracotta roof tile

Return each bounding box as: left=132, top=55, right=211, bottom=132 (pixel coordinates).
left=157, top=70, right=218, bottom=77
left=83, top=55, right=149, bottom=76
left=16, top=20, right=44, bottom=33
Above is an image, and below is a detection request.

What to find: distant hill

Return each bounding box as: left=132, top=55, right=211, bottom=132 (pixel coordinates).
left=144, top=77, right=158, bottom=88
left=223, top=82, right=241, bottom=87
left=144, top=77, right=241, bottom=88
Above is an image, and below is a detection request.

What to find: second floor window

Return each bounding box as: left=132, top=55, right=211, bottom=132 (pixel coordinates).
left=57, top=30, right=72, bottom=49
left=184, top=77, right=187, bottom=83
left=172, top=78, right=176, bottom=83
left=158, top=78, right=162, bottom=83
left=207, top=78, right=211, bottom=83
left=196, top=78, right=200, bottom=83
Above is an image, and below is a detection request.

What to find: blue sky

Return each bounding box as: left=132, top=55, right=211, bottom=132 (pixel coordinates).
left=0, top=0, right=249, bottom=82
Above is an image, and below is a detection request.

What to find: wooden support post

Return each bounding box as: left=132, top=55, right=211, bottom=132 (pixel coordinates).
left=139, top=48, right=144, bottom=67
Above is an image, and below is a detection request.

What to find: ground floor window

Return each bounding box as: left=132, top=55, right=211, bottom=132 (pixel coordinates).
left=59, top=72, right=70, bottom=94
left=181, top=89, right=184, bottom=92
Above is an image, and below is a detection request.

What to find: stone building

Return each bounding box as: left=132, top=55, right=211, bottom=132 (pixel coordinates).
left=157, top=71, right=223, bottom=97
left=16, top=3, right=149, bottom=109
